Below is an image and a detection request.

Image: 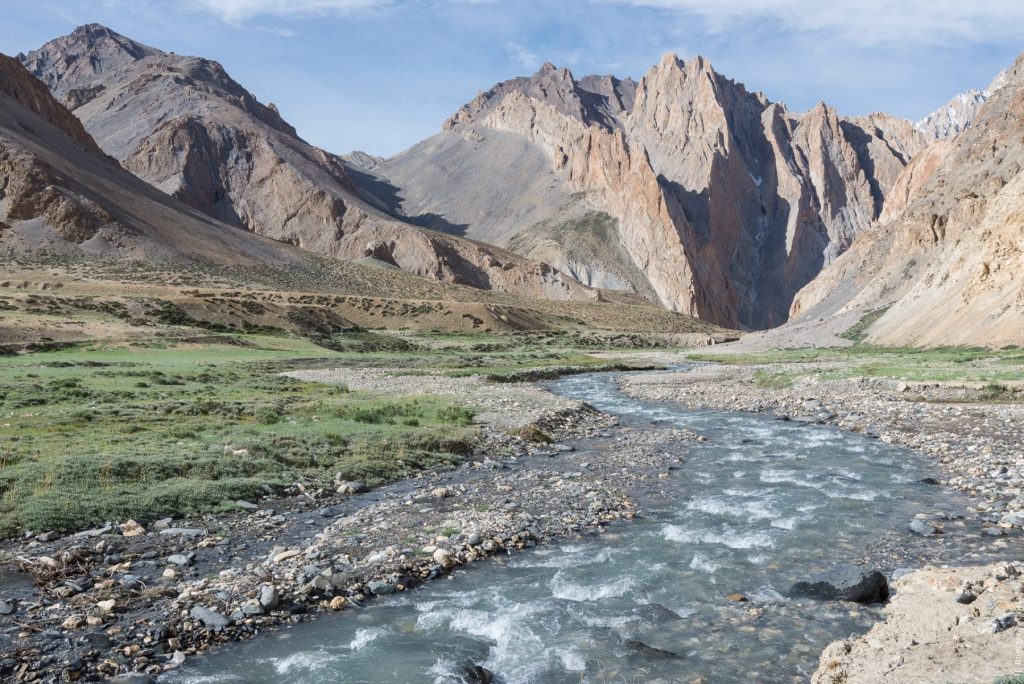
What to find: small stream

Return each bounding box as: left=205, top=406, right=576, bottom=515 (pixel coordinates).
left=168, top=370, right=1022, bottom=683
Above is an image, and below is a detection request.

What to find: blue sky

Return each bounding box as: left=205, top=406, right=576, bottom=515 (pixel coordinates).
left=3, top=1, right=1023, bottom=157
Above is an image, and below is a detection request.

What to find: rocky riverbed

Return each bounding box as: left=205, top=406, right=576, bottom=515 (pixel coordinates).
left=620, top=361, right=1024, bottom=683
left=620, top=364, right=1024, bottom=534
left=0, top=371, right=703, bottom=683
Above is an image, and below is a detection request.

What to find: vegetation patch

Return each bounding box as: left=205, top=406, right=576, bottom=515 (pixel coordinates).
left=838, top=306, right=891, bottom=343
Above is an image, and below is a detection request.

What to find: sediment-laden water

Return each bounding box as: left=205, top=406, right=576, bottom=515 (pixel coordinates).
left=168, top=371, right=1022, bottom=683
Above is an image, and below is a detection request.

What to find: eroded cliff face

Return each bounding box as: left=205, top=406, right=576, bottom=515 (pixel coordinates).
left=374, top=54, right=925, bottom=329
left=19, top=25, right=600, bottom=304
left=790, top=54, right=1024, bottom=347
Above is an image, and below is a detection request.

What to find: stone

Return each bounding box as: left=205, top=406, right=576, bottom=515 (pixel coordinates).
left=954, top=585, right=977, bottom=605
left=458, top=662, right=495, bottom=683
left=96, top=599, right=116, bottom=613
left=0, top=600, right=13, bottom=615
left=433, top=548, right=455, bottom=568
left=789, top=565, right=890, bottom=604
left=622, top=639, right=682, bottom=660
left=120, top=519, right=145, bottom=536
left=158, top=527, right=206, bottom=537
left=62, top=615, right=85, bottom=630
left=190, top=606, right=230, bottom=631
left=167, top=554, right=193, bottom=567
left=367, top=580, right=396, bottom=596
left=466, top=532, right=481, bottom=546
left=36, top=531, right=59, bottom=542
left=304, top=575, right=332, bottom=592
left=240, top=601, right=263, bottom=616
left=329, top=596, right=348, bottom=610
left=726, top=593, right=748, bottom=602
left=990, top=614, right=1017, bottom=634
left=272, top=549, right=301, bottom=563
left=259, top=585, right=280, bottom=610
left=909, top=519, right=938, bottom=536
left=337, top=481, right=368, bottom=495
left=432, top=486, right=452, bottom=499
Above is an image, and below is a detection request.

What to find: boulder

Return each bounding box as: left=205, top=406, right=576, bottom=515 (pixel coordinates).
left=789, top=565, right=889, bottom=604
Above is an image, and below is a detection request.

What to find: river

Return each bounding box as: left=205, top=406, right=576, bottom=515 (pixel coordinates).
left=166, top=370, right=1021, bottom=682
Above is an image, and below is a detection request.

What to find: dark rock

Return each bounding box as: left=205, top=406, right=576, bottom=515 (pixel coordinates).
left=954, top=586, right=977, bottom=605
left=634, top=603, right=683, bottom=624
left=991, top=614, right=1017, bottom=634
left=458, top=662, right=496, bottom=683
left=622, top=639, right=682, bottom=660
left=789, top=565, right=889, bottom=604
left=919, top=477, right=941, bottom=486
left=80, top=631, right=113, bottom=649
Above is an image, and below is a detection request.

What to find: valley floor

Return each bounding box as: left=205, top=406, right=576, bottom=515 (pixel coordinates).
left=2, top=333, right=1024, bottom=682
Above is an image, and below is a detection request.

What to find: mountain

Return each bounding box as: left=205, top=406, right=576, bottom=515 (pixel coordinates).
left=18, top=24, right=601, bottom=304
left=0, top=52, right=301, bottom=265
left=914, top=69, right=1009, bottom=140
left=790, top=55, right=1024, bottom=347
left=354, top=54, right=925, bottom=329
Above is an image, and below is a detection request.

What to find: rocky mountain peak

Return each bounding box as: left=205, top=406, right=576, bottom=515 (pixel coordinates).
left=20, top=26, right=297, bottom=139
left=20, top=24, right=157, bottom=97
left=914, top=63, right=1014, bottom=140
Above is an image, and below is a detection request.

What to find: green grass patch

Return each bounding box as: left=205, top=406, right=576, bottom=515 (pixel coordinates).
left=0, top=334, right=480, bottom=537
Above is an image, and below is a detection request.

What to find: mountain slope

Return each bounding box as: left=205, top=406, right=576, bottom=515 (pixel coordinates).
left=19, top=25, right=600, bottom=304
left=0, top=52, right=298, bottom=265
left=358, top=55, right=925, bottom=329
left=790, top=55, right=1024, bottom=346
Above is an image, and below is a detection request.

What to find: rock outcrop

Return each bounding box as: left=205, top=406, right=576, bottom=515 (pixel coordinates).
left=362, top=55, right=925, bottom=329
left=20, top=25, right=600, bottom=304
left=791, top=54, right=1024, bottom=347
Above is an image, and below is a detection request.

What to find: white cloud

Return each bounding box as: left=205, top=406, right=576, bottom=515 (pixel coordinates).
left=185, top=0, right=391, bottom=22
left=605, top=0, right=1024, bottom=47
left=505, top=40, right=541, bottom=70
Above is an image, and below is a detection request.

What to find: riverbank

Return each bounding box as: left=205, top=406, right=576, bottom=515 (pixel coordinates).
left=813, top=561, right=1024, bottom=683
